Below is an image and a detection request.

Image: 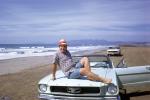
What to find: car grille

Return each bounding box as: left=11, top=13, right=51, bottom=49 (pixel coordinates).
left=50, top=86, right=101, bottom=96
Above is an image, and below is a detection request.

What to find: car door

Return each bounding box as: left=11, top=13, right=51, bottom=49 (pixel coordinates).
left=115, top=58, right=150, bottom=87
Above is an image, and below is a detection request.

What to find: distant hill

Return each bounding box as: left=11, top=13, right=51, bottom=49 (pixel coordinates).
left=0, top=40, right=149, bottom=47
left=68, top=40, right=111, bottom=46
left=67, top=39, right=150, bottom=46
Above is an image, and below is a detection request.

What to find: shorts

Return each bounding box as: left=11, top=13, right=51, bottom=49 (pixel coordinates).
left=68, top=62, right=83, bottom=79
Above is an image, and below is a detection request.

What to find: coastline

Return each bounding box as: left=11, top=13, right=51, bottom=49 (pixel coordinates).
left=0, top=48, right=105, bottom=75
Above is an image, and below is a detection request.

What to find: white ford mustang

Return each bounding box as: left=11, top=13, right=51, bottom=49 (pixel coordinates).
left=107, top=46, right=121, bottom=56
left=38, top=55, right=150, bottom=100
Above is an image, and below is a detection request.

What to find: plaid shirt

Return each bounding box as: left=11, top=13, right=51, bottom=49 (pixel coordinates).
left=52, top=50, right=75, bottom=76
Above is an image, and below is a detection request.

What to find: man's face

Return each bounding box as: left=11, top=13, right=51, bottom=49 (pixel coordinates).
left=59, top=45, right=67, bottom=53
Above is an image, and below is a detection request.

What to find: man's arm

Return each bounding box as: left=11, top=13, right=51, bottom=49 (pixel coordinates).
left=50, top=63, right=57, bottom=80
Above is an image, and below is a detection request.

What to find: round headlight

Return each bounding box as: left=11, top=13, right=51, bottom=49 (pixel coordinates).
left=107, top=84, right=118, bottom=95
left=39, top=84, right=47, bottom=93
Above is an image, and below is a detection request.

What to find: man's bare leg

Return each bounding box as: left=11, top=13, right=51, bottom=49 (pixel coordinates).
left=80, top=57, right=112, bottom=84
left=80, top=57, right=91, bottom=71
left=80, top=68, right=112, bottom=83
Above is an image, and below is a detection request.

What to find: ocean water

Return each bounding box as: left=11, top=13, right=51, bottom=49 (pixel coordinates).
left=0, top=44, right=110, bottom=60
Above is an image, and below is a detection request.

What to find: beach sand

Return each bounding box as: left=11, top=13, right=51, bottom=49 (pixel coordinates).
left=0, top=46, right=150, bottom=100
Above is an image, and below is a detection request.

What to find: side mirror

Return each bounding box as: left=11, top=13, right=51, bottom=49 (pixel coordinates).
left=116, top=57, right=127, bottom=68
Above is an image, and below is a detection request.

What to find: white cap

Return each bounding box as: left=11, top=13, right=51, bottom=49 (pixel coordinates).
left=58, top=39, right=67, bottom=46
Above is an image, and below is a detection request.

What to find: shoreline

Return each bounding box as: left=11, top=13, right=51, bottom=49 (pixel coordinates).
left=0, top=48, right=105, bottom=75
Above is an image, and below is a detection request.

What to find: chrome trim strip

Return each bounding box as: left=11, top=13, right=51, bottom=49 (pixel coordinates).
left=118, top=72, right=150, bottom=76
left=123, top=80, right=150, bottom=86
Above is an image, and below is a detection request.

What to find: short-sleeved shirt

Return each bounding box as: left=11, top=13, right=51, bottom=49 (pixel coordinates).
left=52, top=50, right=75, bottom=76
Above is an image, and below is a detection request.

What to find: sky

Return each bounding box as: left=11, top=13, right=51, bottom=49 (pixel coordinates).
left=0, top=0, right=150, bottom=44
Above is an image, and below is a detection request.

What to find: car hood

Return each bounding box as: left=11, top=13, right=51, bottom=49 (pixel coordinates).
left=39, top=68, right=117, bottom=87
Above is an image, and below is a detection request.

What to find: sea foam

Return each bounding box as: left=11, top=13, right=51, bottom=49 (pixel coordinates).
left=0, top=45, right=108, bottom=60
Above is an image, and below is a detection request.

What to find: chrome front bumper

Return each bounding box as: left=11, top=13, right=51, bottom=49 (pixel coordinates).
left=39, top=94, right=119, bottom=100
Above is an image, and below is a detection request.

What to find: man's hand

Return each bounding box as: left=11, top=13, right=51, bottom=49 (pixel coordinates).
left=50, top=74, right=56, bottom=81
left=50, top=63, right=57, bottom=81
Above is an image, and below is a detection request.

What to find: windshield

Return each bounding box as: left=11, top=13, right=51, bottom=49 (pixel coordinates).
left=90, top=61, right=109, bottom=68
left=72, top=55, right=112, bottom=68
left=109, top=47, right=120, bottom=49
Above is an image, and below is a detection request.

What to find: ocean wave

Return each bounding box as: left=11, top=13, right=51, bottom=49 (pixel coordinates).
left=0, top=45, right=108, bottom=60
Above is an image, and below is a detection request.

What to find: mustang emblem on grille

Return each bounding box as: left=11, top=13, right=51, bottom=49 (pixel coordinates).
left=67, top=87, right=81, bottom=94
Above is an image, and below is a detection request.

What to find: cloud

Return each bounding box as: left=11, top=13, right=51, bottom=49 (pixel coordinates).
left=0, top=0, right=150, bottom=43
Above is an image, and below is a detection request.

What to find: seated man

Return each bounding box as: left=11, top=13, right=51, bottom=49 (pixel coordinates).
left=51, top=39, right=112, bottom=84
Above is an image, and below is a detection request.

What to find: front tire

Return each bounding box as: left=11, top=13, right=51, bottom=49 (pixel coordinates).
left=120, top=93, right=130, bottom=100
